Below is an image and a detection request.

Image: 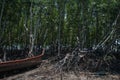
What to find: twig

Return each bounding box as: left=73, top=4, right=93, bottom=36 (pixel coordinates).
left=95, top=10, right=120, bottom=49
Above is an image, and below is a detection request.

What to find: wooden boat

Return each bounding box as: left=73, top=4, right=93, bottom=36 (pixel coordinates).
left=0, top=49, right=45, bottom=72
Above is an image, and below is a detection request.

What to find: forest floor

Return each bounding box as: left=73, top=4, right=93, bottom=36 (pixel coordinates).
left=1, top=58, right=120, bottom=80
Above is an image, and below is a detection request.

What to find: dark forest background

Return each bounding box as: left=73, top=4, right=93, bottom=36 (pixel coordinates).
left=0, top=0, right=120, bottom=73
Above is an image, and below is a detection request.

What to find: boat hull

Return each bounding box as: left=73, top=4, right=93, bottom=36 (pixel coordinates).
left=0, top=54, right=43, bottom=72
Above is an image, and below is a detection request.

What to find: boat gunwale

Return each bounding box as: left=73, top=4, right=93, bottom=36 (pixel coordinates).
left=0, top=53, right=44, bottom=65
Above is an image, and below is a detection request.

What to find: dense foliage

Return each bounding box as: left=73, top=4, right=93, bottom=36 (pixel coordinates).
left=0, top=0, right=120, bottom=74
left=0, top=0, right=120, bottom=49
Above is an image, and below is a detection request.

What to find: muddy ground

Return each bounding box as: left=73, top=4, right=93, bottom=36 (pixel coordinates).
left=1, top=59, right=120, bottom=80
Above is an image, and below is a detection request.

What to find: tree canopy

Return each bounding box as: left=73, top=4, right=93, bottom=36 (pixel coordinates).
left=0, top=0, right=119, bottom=49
